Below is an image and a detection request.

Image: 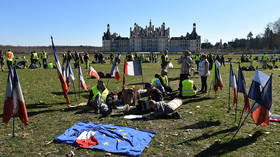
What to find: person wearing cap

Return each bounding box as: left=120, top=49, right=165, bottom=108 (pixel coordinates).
left=198, top=53, right=210, bottom=93
left=161, top=49, right=169, bottom=70
left=181, top=74, right=197, bottom=97
left=87, top=80, right=110, bottom=114
left=5, top=49, right=14, bottom=68
left=145, top=83, right=163, bottom=102
left=159, top=69, right=172, bottom=93
left=178, top=50, right=193, bottom=96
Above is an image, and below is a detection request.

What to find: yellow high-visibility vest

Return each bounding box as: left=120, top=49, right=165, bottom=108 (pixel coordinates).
left=182, top=79, right=196, bottom=97
left=6, top=51, right=13, bottom=61
left=91, top=86, right=109, bottom=101
left=160, top=75, right=168, bottom=87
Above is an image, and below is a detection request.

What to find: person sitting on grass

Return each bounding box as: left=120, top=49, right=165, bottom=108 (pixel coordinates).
left=87, top=80, right=110, bottom=115
left=159, top=69, right=172, bottom=93
left=151, top=74, right=166, bottom=95
left=145, top=83, right=163, bottom=102
left=180, top=74, right=197, bottom=98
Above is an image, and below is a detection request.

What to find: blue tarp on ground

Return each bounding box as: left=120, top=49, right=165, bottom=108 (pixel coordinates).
left=54, top=121, right=155, bottom=156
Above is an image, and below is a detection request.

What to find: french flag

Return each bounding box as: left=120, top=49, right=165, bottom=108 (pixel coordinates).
left=88, top=66, right=100, bottom=80
left=251, top=75, right=272, bottom=126
left=248, top=69, right=269, bottom=102
left=66, top=60, right=75, bottom=87
left=62, top=63, right=66, bottom=80
left=110, top=62, right=120, bottom=81
left=212, top=61, right=223, bottom=91
left=229, top=64, right=237, bottom=104
left=124, top=60, right=142, bottom=76
left=51, top=36, right=70, bottom=104
left=237, top=65, right=250, bottom=112
left=79, top=63, right=88, bottom=91
left=2, top=67, right=28, bottom=125
left=75, top=130, right=99, bottom=148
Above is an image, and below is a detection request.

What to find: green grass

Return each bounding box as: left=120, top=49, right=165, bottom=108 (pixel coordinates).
left=1, top=54, right=280, bottom=157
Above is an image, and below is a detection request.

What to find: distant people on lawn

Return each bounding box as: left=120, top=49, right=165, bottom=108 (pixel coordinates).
left=0, top=50, right=5, bottom=71
left=6, top=49, right=14, bottom=68
left=178, top=49, right=193, bottom=96
left=41, top=51, right=48, bottom=68
left=161, top=49, right=169, bottom=70
left=198, top=53, right=210, bottom=93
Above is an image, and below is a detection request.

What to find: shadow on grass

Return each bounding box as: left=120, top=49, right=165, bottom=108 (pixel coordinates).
left=194, top=131, right=263, bottom=157
left=27, top=109, right=58, bottom=117
left=179, top=120, right=221, bottom=129
left=127, top=82, right=147, bottom=86
left=51, top=91, right=88, bottom=96
left=26, top=102, right=66, bottom=109
left=178, top=126, right=238, bottom=145
left=169, top=77, right=180, bottom=82
left=182, top=97, right=211, bottom=104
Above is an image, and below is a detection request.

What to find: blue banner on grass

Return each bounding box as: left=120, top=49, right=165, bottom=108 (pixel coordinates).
left=54, top=121, right=155, bottom=156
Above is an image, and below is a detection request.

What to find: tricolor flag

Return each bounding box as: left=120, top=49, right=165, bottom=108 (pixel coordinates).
left=110, top=62, right=120, bottom=81
left=124, top=60, right=142, bottom=76
left=237, top=65, right=250, bottom=112
left=251, top=75, right=272, bottom=126
left=75, top=130, right=99, bottom=148
left=66, top=59, right=75, bottom=87
left=88, top=66, right=100, bottom=80
left=229, top=64, right=237, bottom=104
left=248, top=69, right=269, bottom=102
left=212, top=61, right=223, bottom=91
left=79, top=63, right=88, bottom=91
left=51, top=36, right=70, bottom=104
left=2, top=67, right=28, bottom=125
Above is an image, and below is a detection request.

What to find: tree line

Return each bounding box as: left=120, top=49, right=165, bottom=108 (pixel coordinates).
left=202, top=18, right=280, bottom=51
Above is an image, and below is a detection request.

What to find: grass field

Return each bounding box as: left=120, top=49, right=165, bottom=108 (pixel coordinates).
left=0, top=53, right=280, bottom=157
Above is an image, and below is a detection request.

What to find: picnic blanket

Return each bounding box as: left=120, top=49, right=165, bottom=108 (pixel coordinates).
left=54, top=121, right=155, bottom=156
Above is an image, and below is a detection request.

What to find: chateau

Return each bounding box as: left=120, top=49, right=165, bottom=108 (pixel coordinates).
left=102, top=20, right=201, bottom=52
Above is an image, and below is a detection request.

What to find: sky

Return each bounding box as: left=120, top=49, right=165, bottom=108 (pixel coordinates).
left=0, top=0, right=279, bottom=46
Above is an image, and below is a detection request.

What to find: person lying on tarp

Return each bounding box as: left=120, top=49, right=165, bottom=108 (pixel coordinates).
left=87, top=80, right=111, bottom=115
left=149, top=100, right=181, bottom=119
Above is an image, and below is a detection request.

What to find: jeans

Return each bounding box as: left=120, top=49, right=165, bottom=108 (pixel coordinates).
left=200, top=76, right=208, bottom=92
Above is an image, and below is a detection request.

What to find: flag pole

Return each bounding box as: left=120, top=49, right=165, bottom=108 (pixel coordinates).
left=231, top=101, right=256, bottom=140
left=234, top=95, right=238, bottom=122
left=228, top=63, right=231, bottom=112
left=12, top=116, right=15, bottom=137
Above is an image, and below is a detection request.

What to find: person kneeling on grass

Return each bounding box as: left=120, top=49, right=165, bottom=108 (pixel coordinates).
left=87, top=80, right=110, bottom=115
left=180, top=74, right=197, bottom=98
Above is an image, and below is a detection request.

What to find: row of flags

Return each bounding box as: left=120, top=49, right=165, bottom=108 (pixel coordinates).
left=229, top=64, right=272, bottom=126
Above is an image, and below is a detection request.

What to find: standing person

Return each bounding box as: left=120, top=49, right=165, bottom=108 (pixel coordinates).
left=116, top=53, right=121, bottom=64
left=84, top=52, right=89, bottom=69
left=249, top=55, right=254, bottom=67
left=109, top=53, right=114, bottom=64
left=195, top=54, right=200, bottom=70
left=161, top=49, right=169, bottom=70
left=263, top=53, right=268, bottom=69
left=0, top=50, right=5, bottom=71
left=178, top=50, right=193, bottom=96
left=6, top=49, right=14, bottom=68
left=41, top=51, right=48, bottom=68
left=272, top=54, right=277, bottom=67
left=220, top=55, right=225, bottom=66
left=198, top=54, right=210, bottom=93
left=208, top=53, right=213, bottom=70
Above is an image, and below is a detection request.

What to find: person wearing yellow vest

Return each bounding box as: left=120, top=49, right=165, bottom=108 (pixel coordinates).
left=181, top=74, right=197, bottom=97
left=249, top=55, right=253, bottom=66
left=6, top=49, right=14, bottom=68
left=195, top=54, right=200, bottom=70
left=272, top=54, right=277, bottom=67
left=263, top=53, right=268, bottom=69
left=159, top=69, right=172, bottom=93
left=87, top=80, right=110, bottom=114
left=151, top=74, right=166, bottom=94
left=161, top=49, right=169, bottom=70
left=41, top=51, right=48, bottom=68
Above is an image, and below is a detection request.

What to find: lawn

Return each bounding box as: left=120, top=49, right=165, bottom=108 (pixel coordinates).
left=0, top=53, right=280, bottom=157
